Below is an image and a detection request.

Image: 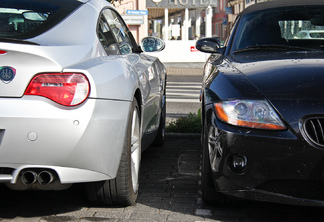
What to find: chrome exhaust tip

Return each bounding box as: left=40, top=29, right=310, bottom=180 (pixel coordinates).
left=21, top=171, right=37, bottom=185
left=37, top=171, right=55, bottom=185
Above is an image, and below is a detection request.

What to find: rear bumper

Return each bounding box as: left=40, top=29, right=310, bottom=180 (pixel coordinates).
left=0, top=96, right=131, bottom=186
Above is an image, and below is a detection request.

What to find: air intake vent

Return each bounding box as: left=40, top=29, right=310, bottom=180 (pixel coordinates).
left=303, top=118, right=324, bottom=147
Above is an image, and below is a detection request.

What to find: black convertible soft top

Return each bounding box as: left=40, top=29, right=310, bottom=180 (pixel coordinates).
left=240, top=0, right=324, bottom=16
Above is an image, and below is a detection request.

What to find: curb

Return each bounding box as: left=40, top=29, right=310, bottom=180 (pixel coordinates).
left=165, top=133, right=201, bottom=139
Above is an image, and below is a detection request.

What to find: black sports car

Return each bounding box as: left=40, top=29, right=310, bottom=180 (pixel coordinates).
left=196, top=0, right=324, bottom=206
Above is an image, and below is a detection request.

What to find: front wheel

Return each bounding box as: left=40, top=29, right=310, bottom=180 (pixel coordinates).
left=201, top=123, right=218, bottom=204
left=201, top=122, right=234, bottom=206
left=86, top=99, right=141, bottom=206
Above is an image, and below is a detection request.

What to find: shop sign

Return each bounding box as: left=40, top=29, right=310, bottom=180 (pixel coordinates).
left=225, top=7, right=232, bottom=14
left=121, top=15, right=144, bottom=25
left=147, top=0, right=217, bottom=8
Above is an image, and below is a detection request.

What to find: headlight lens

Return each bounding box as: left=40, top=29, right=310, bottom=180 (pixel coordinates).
left=214, top=100, right=286, bottom=130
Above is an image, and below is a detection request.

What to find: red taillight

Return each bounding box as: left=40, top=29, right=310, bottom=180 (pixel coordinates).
left=0, top=50, right=7, bottom=55
left=24, top=73, right=90, bottom=106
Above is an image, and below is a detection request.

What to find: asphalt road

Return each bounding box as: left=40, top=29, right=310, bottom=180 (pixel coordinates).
left=165, top=63, right=203, bottom=125
left=166, top=75, right=202, bottom=124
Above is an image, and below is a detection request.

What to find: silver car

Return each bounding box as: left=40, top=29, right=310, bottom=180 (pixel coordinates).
left=0, top=0, right=166, bottom=206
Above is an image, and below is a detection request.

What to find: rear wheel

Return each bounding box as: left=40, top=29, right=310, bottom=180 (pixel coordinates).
left=86, top=99, right=141, bottom=206
left=152, top=94, right=166, bottom=146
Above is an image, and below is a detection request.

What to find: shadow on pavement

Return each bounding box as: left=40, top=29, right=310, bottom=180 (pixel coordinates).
left=1, top=135, right=324, bottom=221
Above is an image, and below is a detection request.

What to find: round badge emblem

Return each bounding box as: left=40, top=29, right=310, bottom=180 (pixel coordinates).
left=0, top=66, right=16, bottom=84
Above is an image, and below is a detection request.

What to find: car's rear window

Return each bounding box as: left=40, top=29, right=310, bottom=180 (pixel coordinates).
left=0, top=0, right=83, bottom=39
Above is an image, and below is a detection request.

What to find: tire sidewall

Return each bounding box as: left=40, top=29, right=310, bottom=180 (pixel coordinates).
left=201, top=120, right=218, bottom=203
left=126, top=99, right=141, bottom=196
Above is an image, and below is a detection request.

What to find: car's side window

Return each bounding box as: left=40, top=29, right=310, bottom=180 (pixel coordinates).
left=102, top=9, right=137, bottom=55
left=97, top=14, right=120, bottom=55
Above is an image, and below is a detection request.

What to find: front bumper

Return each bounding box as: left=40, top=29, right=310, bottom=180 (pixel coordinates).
left=205, top=105, right=324, bottom=206
left=0, top=96, right=131, bottom=188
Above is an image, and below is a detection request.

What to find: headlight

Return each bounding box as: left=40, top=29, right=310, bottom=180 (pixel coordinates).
left=214, top=100, right=286, bottom=130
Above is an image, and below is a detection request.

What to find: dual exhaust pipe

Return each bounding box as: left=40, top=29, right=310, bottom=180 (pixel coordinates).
left=21, top=170, right=56, bottom=185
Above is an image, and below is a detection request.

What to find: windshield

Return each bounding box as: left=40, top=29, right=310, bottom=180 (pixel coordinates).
left=231, top=5, right=324, bottom=53
left=0, top=0, right=82, bottom=39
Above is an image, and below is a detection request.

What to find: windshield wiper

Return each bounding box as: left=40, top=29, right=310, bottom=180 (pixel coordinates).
left=0, top=37, right=39, bottom=45
left=233, top=44, right=311, bottom=53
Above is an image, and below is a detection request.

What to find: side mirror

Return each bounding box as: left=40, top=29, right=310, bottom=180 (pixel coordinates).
left=23, top=11, right=48, bottom=21
left=140, top=37, right=165, bottom=52
left=196, top=37, right=221, bottom=53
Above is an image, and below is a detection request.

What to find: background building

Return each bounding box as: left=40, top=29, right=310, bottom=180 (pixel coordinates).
left=114, top=0, right=271, bottom=63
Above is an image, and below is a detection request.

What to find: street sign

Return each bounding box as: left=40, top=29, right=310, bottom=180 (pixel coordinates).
left=126, top=10, right=148, bottom=15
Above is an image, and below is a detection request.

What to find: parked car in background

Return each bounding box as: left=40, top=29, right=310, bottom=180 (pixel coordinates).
left=196, top=0, right=324, bottom=207
left=0, top=0, right=166, bottom=206
left=296, top=30, right=324, bottom=39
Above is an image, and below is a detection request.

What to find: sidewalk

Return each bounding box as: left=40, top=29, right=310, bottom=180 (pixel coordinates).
left=165, top=62, right=204, bottom=76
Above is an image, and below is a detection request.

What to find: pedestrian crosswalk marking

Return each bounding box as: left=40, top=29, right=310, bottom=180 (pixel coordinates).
left=166, top=81, right=201, bottom=103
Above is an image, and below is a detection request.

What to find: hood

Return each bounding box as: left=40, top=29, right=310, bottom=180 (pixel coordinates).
left=231, top=52, right=324, bottom=101
left=230, top=52, right=324, bottom=134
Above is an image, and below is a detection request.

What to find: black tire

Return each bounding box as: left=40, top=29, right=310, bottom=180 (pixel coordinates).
left=202, top=122, right=234, bottom=206
left=201, top=123, right=218, bottom=204
left=86, top=99, right=141, bottom=206
left=152, top=94, right=166, bottom=146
